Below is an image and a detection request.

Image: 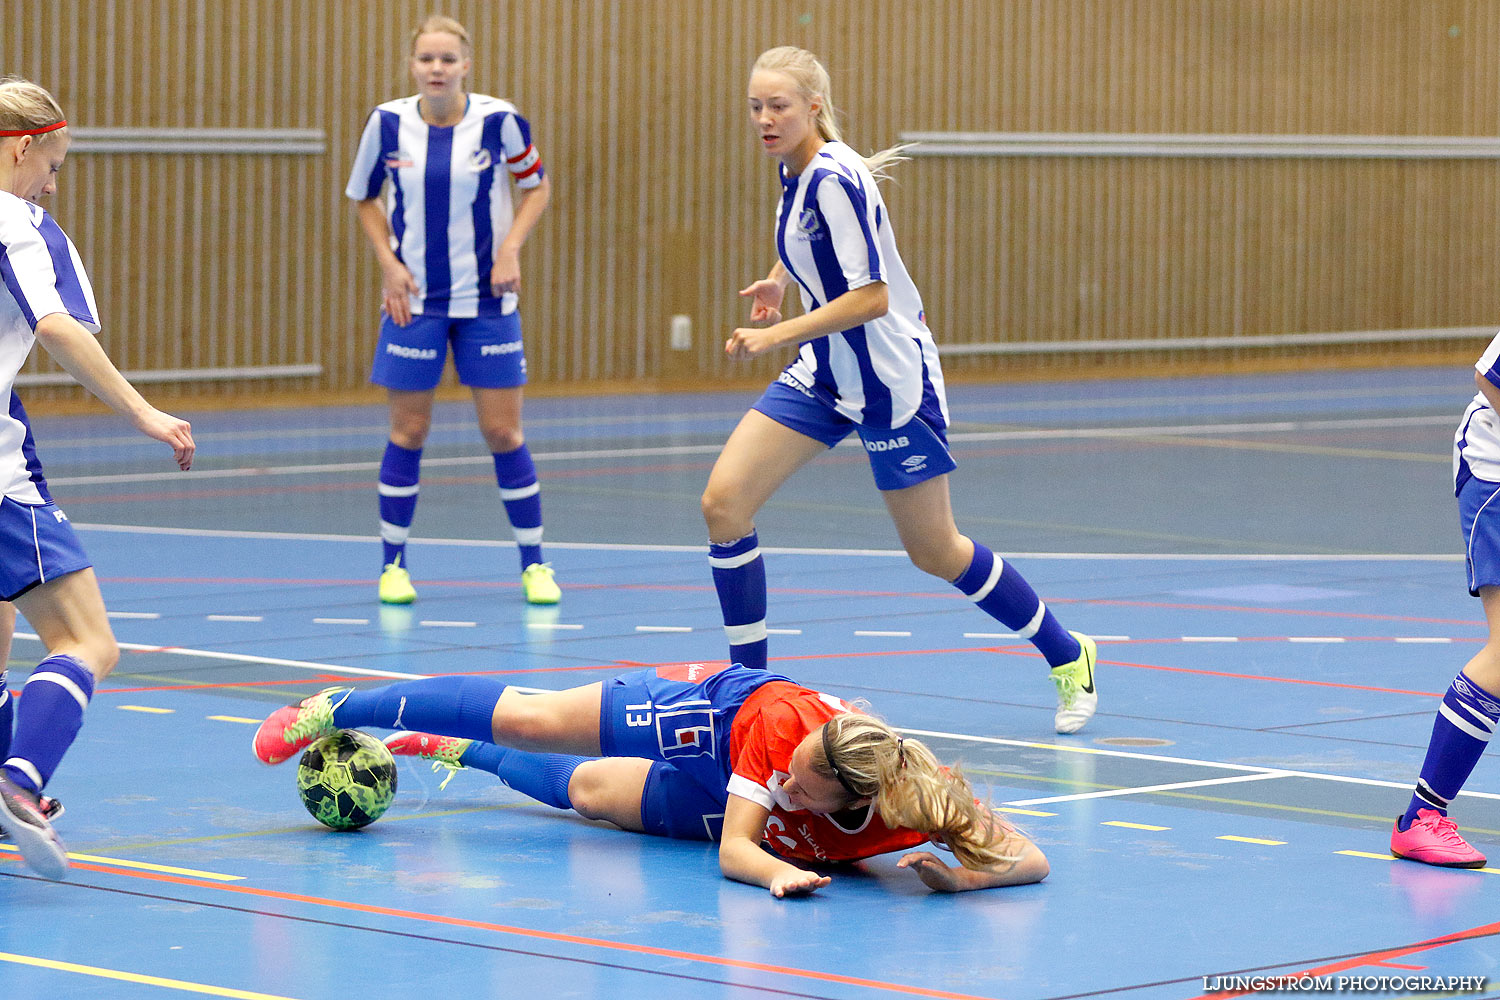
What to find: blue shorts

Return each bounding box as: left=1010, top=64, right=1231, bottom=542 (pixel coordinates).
left=1460, top=475, right=1500, bottom=596
left=752, top=377, right=958, bottom=490
left=370, top=312, right=526, bottom=390
left=599, top=663, right=789, bottom=837
left=0, top=497, right=92, bottom=601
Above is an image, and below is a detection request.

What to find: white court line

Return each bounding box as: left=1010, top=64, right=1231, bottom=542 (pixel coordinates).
left=206, top=614, right=263, bottom=623
left=894, top=726, right=1500, bottom=803
left=107, top=611, right=160, bottom=620
left=45, top=414, right=1457, bottom=487
left=855, top=630, right=912, bottom=637
left=420, top=620, right=477, bottom=628
left=527, top=622, right=584, bottom=630
left=636, top=625, right=693, bottom=633
left=766, top=628, right=803, bottom=635
left=313, top=618, right=369, bottom=625
left=70, top=522, right=1465, bottom=562
left=1006, top=771, right=1291, bottom=806
left=14, top=631, right=426, bottom=680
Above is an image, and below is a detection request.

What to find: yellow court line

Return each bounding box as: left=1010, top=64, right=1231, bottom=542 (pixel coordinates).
left=0, top=844, right=243, bottom=881
left=1102, top=821, right=1171, bottom=831
left=0, top=951, right=301, bottom=999
left=1336, top=849, right=1500, bottom=874
left=119, top=705, right=175, bottom=714
left=1217, top=835, right=1286, bottom=846
left=207, top=715, right=262, bottom=724
left=996, top=807, right=1056, bottom=817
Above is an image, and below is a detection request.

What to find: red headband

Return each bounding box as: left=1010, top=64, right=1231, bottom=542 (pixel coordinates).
left=0, top=120, right=67, bottom=137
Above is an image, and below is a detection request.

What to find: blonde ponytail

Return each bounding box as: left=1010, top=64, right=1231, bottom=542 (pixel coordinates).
left=814, top=713, right=1023, bottom=871
left=751, top=46, right=913, bottom=183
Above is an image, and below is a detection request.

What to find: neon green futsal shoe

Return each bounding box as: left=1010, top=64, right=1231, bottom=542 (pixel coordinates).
left=379, top=560, right=417, bottom=605
left=521, top=563, right=561, bottom=605
left=1049, top=632, right=1098, bottom=734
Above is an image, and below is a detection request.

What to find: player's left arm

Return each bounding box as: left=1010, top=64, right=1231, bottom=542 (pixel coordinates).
left=896, top=812, right=1050, bottom=892
left=34, top=312, right=194, bottom=470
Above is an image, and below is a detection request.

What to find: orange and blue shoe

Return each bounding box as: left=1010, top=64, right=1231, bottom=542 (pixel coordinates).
left=252, top=687, right=350, bottom=765
left=1390, top=809, right=1487, bottom=868
left=385, top=731, right=472, bottom=789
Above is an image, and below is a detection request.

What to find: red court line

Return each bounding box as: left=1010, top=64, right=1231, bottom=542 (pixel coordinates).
left=0, top=856, right=1004, bottom=1000
left=1182, top=918, right=1500, bottom=999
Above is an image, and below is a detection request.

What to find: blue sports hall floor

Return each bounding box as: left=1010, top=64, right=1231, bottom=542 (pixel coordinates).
left=3, top=366, right=1498, bottom=999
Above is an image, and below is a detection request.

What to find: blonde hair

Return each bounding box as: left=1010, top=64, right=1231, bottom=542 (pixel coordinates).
left=751, top=46, right=911, bottom=182
left=0, top=77, right=67, bottom=144
left=410, top=14, right=472, bottom=56
left=814, top=712, right=1023, bottom=871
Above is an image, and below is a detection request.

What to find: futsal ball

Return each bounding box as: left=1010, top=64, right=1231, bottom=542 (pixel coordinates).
left=296, top=729, right=398, bottom=831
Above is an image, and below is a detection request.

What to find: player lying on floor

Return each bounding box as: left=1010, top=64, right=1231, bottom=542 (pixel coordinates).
left=253, top=662, right=1048, bottom=896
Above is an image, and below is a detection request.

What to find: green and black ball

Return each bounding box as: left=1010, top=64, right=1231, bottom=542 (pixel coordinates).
left=296, top=729, right=397, bottom=830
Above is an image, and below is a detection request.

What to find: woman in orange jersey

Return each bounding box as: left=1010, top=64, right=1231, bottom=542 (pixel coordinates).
left=253, top=661, right=1048, bottom=897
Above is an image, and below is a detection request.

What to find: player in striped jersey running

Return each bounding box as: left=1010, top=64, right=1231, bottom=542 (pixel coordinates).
left=346, top=15, right=559, bottom=608
left=702, top=47, right=1097, bottom=734
left=0, top=78, right=195, bottom=879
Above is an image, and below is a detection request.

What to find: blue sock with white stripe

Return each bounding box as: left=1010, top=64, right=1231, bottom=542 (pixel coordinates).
left=379, top=441, right=422, bottom=570
left=0, top=671, right=12, bottom=762
left=710, top=532, right=767, bottom=670
left=330, top=676, right=505, bottom=743
left=494, top=445, right=544, bottom=571
left=458, top=743, right=586, bottom=810
left=2, top=654, right=95, bottom=794
left=953, top=542, right=1080, bottom=667
left=1400, top=671, right=1500, bottom=830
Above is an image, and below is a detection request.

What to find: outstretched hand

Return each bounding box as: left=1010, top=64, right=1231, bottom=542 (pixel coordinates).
left=739, top=278, right=786, bottom=324
left=769, top=868, right=831, bottom=898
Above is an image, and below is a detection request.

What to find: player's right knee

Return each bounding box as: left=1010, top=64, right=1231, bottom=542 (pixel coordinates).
left=566, top=763, right=616, bottom=821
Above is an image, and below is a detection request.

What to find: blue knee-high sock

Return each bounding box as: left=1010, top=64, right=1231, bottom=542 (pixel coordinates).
left=1400, top=671, right=1500, bottom=829
left=0, top=670, right=12, bottom=762
left=710, top=532, right=767, bottom=670
left=330, top=676, right=505, bottom=743
left=2, top=654, right=95, bottom=794
left=953, top=543, right=1081, bottom=668
left=493, top=445, right=544, bottom=571
left=379, top=442, right=423, bottom=570
left=458, top=743, right=586, bottom=810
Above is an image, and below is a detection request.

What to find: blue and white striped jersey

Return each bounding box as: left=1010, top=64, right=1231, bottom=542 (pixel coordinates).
left=773, top=141, right=948, bottom=431
left=345, top=94, right=545, bottom=319
left=1455, top=330, right=1500, bottom=493
left=0, top=190, right=99, bottom=504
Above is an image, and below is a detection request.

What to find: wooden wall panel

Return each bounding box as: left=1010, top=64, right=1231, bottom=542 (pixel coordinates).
left=2, top=0, right=1498, bottom=401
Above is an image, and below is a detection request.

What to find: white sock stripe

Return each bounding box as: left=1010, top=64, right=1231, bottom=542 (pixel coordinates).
left=1015, top=601, right=1047, bottom=640
left=1439, top=701, right=1495, bottom=742
left=1453, top=698, right=1499, bottom=734
left=708, top=548, right=762, bottom=570
left=724, top=620, right=768, bottom=645
left=378, top=482, right=420, bottom=498
left=1415, top=779, right=1449, bottom=807
left=499, top=482, right=540, bottom=501
left=25, top=671, right=91, bottom=712
left=967, top=557, right=1004, bottom=603
left=380, top=521, right=410, bottom=545
left=4, top=758, right=42, bottom=790
left=513, top=526, right=544, bottom=546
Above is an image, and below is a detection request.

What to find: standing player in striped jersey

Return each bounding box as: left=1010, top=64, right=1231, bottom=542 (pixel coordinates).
left=0, top=78, right=195, bottom=878
left=1388, top=333, right=1500, bottom=868
left=347, top=15, right=559, bottom=607
left=702, top=47, right=1098, bottom=734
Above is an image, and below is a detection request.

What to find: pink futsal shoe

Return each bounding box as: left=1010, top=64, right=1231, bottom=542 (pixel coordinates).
left=0, top=771, right=68, bottom=880
left=252, top=687, right=350, bottom=765
left=385, top=732, right=471, bottom=790
left=1390, top=809, right=1487, bottom=869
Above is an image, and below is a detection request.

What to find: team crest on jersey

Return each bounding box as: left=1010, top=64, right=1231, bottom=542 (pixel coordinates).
left=467, top=149, right=493, bottom=172
left=796, top=208, right=826, bottom=241
left=656, top=708, right=716, bottom=759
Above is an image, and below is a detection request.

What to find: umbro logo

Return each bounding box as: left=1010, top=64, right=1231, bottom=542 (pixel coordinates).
left=901, top=455, right=928, bottom=470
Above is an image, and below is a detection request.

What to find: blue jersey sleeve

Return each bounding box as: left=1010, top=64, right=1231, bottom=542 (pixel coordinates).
left=0, top=200, right=99, bottom=333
